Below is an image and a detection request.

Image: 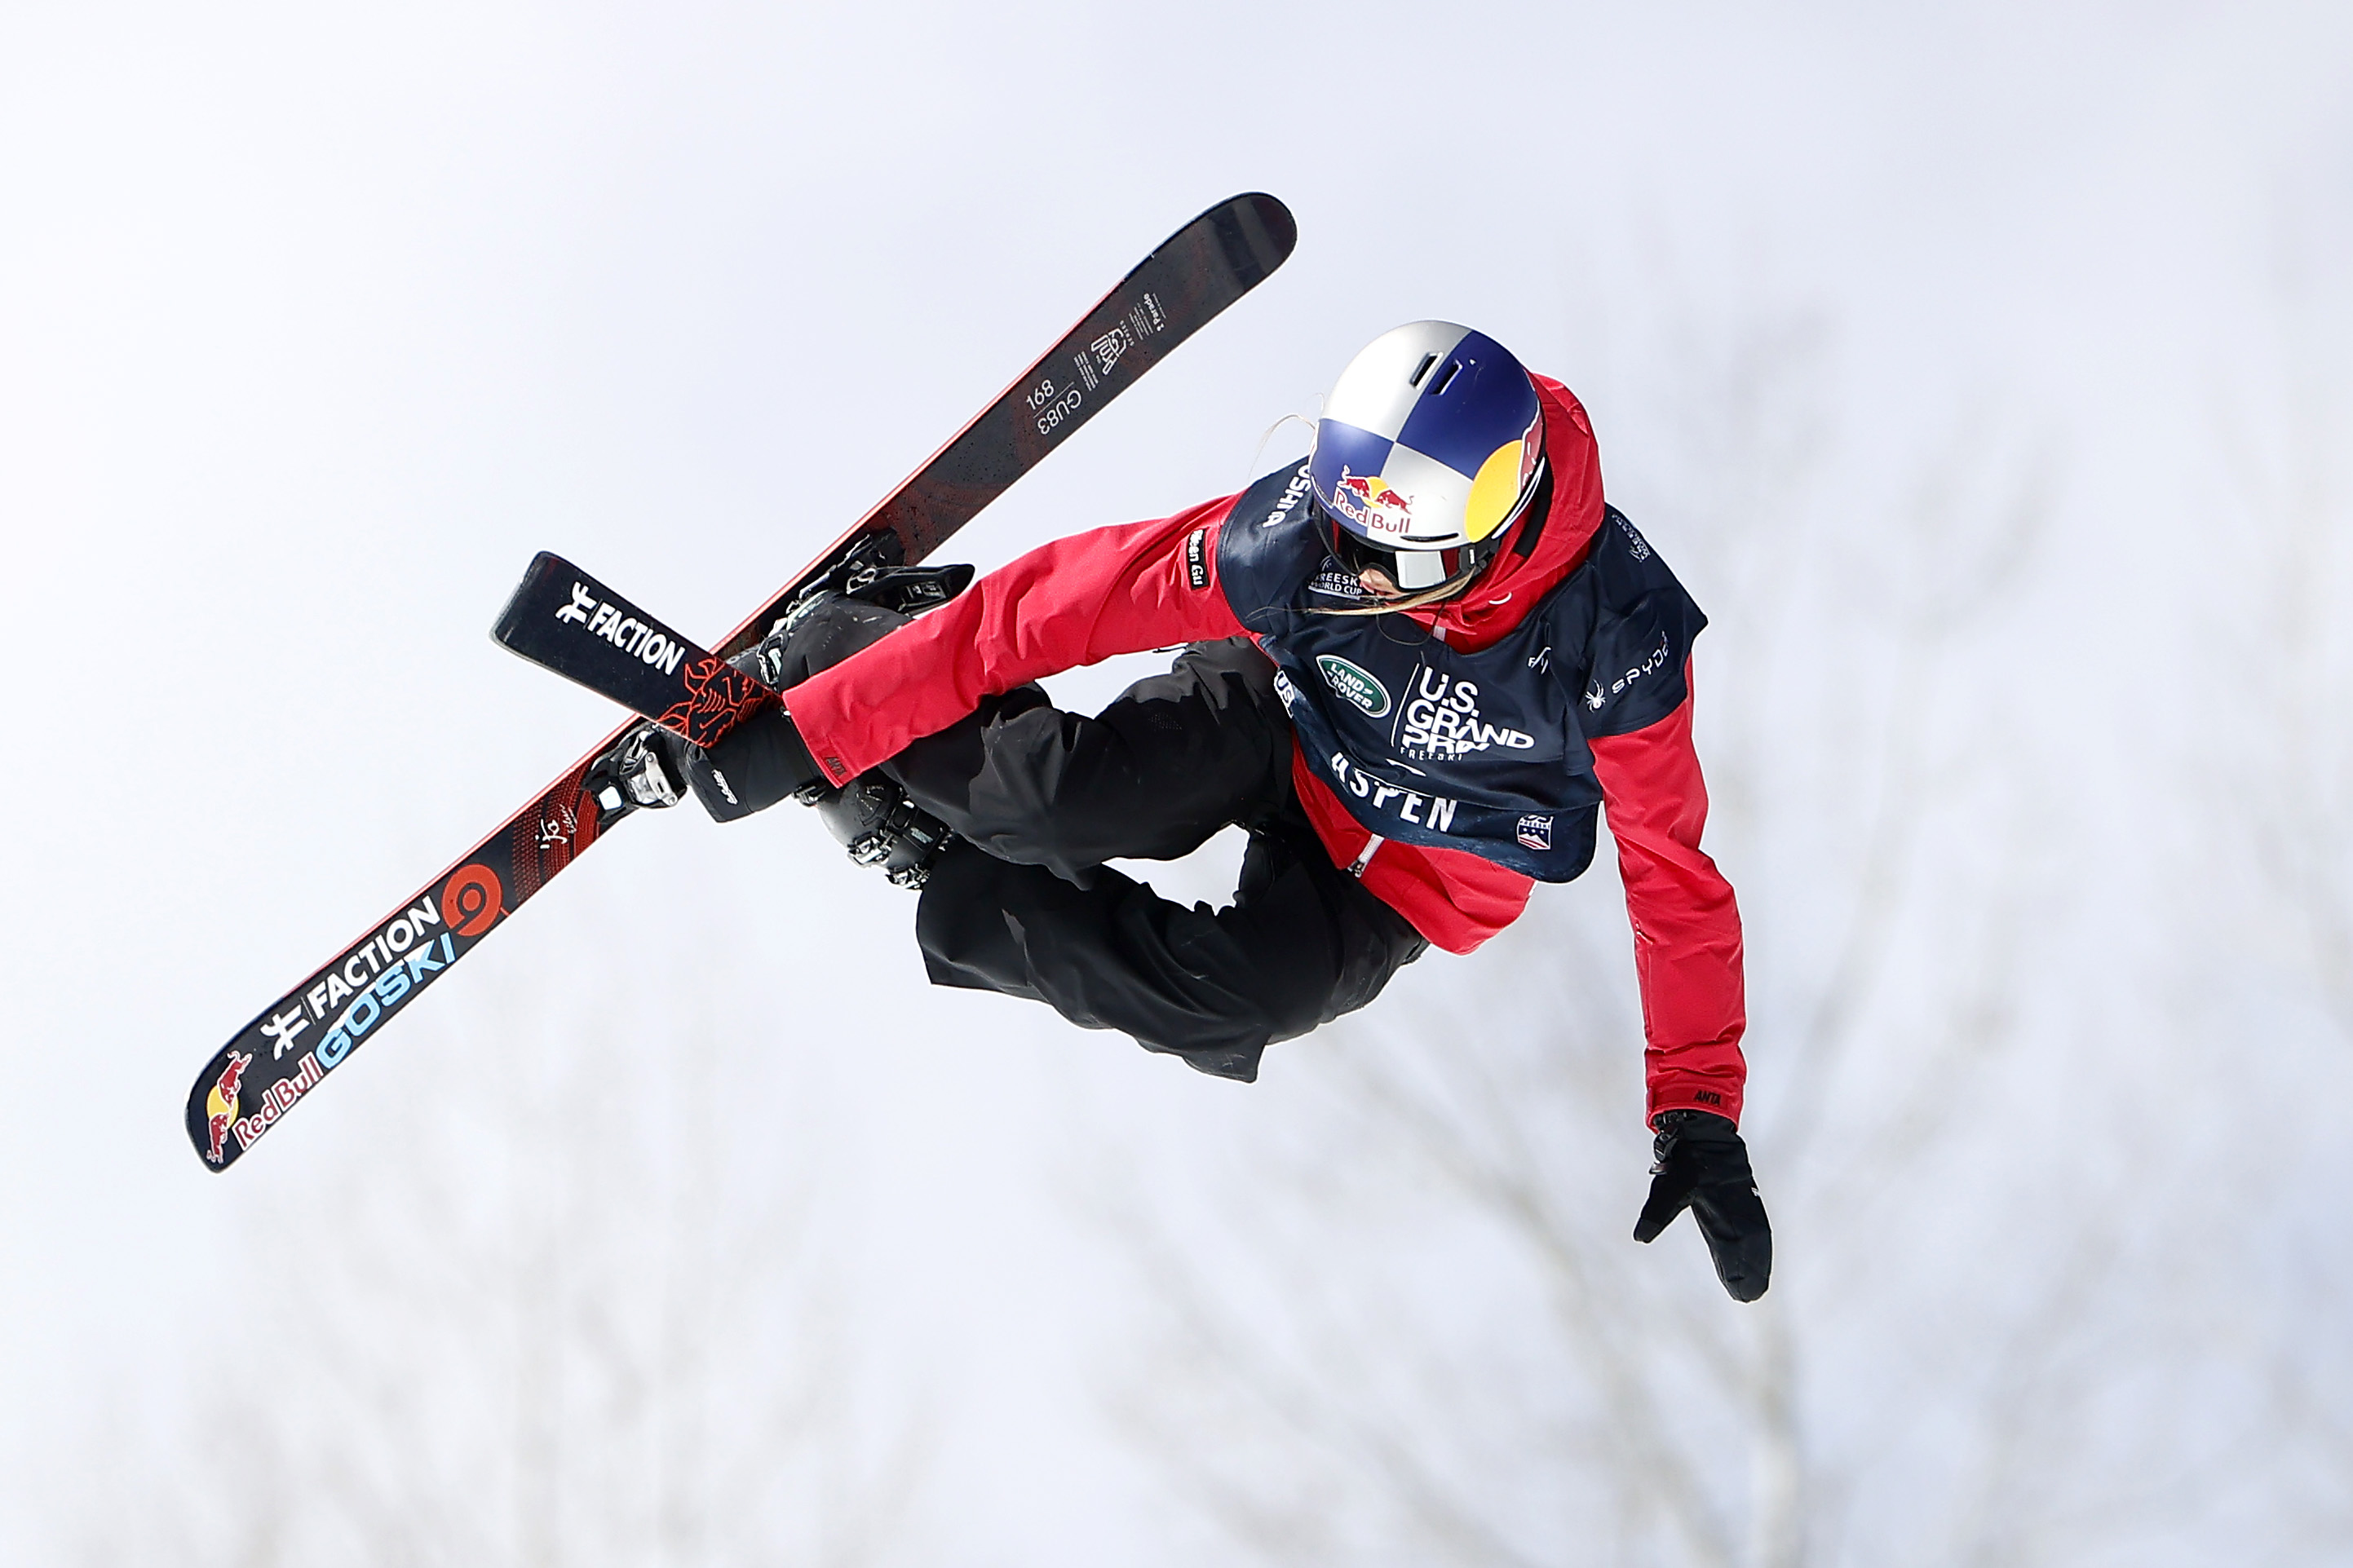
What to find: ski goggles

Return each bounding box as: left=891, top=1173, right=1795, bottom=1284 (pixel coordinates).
left=1318, top=511, right=1504, bottom=592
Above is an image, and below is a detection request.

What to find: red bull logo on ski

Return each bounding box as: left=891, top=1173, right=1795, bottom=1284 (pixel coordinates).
left=202, top=1050, right=253, bottom=1165
left=1329, top=466, right=1415, bottom=538
left=228, top=1049, right=329, bottom=1156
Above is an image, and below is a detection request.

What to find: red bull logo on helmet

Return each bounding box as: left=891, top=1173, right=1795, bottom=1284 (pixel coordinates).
left=1329, top=466, right=1415, bottom=539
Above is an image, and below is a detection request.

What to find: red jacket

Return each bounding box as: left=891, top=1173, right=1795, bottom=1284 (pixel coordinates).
left=785, top=378, right=1748, bottom=1128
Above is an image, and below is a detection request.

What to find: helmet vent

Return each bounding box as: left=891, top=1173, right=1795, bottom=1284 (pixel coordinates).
left=1409, top=352, right=1438, bottom=387
left=1429, top=360, right=1463, bottom=395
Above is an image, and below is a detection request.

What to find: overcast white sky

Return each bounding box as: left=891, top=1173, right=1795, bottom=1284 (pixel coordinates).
left=4, top=3, right=2351, bottom=1562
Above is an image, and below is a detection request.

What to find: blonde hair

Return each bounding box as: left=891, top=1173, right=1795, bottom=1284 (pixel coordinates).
left=1306, top=573, right=1479, bottom=616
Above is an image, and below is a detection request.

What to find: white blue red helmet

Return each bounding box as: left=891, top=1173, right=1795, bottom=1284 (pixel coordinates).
left=1310, top=321, right=1547, bottom=592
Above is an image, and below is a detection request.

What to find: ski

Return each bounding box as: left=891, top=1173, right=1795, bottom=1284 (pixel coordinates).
left=491, top=551, right=773, bottom=746
left=186, top=193, right=1298, bottom=1171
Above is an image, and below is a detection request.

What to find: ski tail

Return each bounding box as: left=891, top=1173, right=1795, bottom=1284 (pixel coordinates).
left=492, top=553, right=772, bottom=747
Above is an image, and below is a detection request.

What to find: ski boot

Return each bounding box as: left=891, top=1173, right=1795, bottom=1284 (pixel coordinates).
left=759, top=581, right=959, bottom=888
left=812, top=771, right=953, bottom=890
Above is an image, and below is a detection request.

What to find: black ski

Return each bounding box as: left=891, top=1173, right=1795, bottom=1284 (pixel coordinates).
left=186, top=193, right=1297, bottom=1171
left=489, top=550, right=776, bottom=744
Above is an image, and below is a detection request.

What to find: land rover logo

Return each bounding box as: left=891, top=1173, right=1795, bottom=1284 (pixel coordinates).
left=1316, top=655, right=1391, bottom=718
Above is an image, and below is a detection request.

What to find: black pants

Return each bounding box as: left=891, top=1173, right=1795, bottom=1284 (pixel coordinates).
left=877, top=635, right=1428, bottom=1082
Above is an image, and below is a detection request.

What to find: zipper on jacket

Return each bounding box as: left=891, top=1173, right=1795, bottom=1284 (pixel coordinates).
left=1347, top=834, right=1384, bottom=878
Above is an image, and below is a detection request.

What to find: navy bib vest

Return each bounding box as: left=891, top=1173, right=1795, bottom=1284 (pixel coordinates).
left=1215, top=462, right=1708, bottom=882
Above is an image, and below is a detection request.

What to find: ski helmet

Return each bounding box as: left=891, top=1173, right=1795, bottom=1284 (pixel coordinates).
left=1309, top=322, right=1546, bottom=594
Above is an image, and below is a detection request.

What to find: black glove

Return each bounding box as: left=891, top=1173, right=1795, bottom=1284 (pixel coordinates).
left=665, top=578, right=949, bottom=822
left=595, top=574, right=968, bottom=827
left=594, top=703, right=825, bottom=823
left=1633, top=1110, right=1771, bottom=1302
left=664, top=703, right=825, bottom=823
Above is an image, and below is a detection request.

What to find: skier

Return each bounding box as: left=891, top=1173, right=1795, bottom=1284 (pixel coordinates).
left=611, top=323, right=1770, bottom=1301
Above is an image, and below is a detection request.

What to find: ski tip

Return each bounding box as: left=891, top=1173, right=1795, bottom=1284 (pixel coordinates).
left=491, top=551, right=582, bottom=653
left=1232, top=192, right=1298, bottom=257
left=185, top=1044, right=249, bottom=1173
left=1208, top=193, right=1296, bottom=282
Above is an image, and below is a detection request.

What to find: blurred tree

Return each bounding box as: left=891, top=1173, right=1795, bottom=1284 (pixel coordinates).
left=2206, top=183, right=2353, bottom=1556
left=78, top=923, right=930, bottom=1568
